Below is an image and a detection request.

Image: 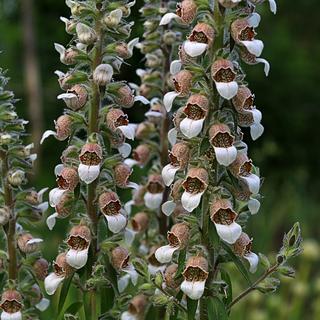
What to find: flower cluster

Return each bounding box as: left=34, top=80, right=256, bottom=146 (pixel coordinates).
left=0, top=69, right=49, bottom=319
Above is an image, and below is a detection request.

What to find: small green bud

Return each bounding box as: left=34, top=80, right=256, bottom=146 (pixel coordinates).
left=0, top=133, right=12, bottom=145
left=152, top=293, right=170, bottom=306
left=154, top=272, right=163, bottom=287
left=278, top=265, right=295, bottom=278
left=8, top=169, right=26, bottom=187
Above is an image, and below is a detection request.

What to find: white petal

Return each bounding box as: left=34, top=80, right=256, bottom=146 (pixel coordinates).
left=37, top=187, right=49, bottom=201
left=54, top=43, right=65, bottom=58
left=145, top=110, right=163, bottom=118
left=124, top=200, right=135, bottom=215
left=78, top=164, right=100, bottom=184
left=124, top=228, right=137, bottom=246
left=241, top=174, right=260, bottom=195
left=46, top=213, right=59, bottom=231
left=215, top=81, right=238, bottom=100
left=144, top=192, right=163, bottom=209
left=117, top=124, right=137, bottom=140
left=66, top=248, right=88, bottom=269
left=27, top=238, right=43, bottom=245
left=256, top=58, right=270, bottom=76
left=248, top=198, right=260, bottom=215
left=57, top=93, right=77, bottom=100
left=136, top=69, right=146, bottom=77
left=249, top=109, right=262, bottom=123
left=168, top=128, right=177, bottom=146
left=214, top=146, right=237, bottom=166
left=118, top=143, right=132, bottom=158
left=40, top=130, right=56, bottom=144
left=181, top=280, right=206, bottom=300
left=121, top=311, right=137, bottom=320
left=128, top=37, right=139, bottom=53
left=110, top=8, right=123, bottom=22
left=127, top=182, right=140, bottom=190
left=183, top=40, right=208, bottom=57
left=162, top=164, right=179, bottom=186
left=118, top=274, right=131, bottom=293
left=241, top=39, right=264, bottom=57
left=37, top=202, right=49, bottom=213
left=181, top=191, right=204, bottom=212
left=268, top=0, right=277, bottom=14
left=180, top=118, right=205, bottom=138
left=214, top=222, right=242, bottom=244
left=250, top=122, right=264, bottom=140
left=163, top=91, right=179, bottom=112
left=54, top=164, right=64, bottom=177
left=123, top=264, right=138, bottom=285
left=1, top=311, right=22, bottom=320
left=162, top=200, right=176, bottom=216
left=49, top=187, right=65, bottom=206
left=170, top=60, right=182, bottom=75
left=105, top=213, right=127, bottom=233
left=155, top=245, right=178, bottom=264
left=244, top=252, right=259, bottom=273
left=159, top=13, right=180, bottom=26
left=35, top=298, right=50, bottom=312
left=44, top=272, right=65, bottom=295
left=134, top=95, right=150, bottom=105
left=248, top=13, right=261, bottom=28
left=124, top=158, right=138, bottom=168
left=54, top=70, right=65, bottom=78
left=148, top=264, right=166, bottom=275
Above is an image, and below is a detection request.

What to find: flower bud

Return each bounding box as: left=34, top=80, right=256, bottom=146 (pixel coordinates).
left=99, top=191, right=121, bottom=215
left=76, top=23, right=97, bottom=45
left=115, top=85, right=135, bottom=108
left=114, top=163, right=132, bottom=188
left=0, top=289, right=23, bottom=314
left=55, top=71, right=73, bottom=90
left=93, top=64, right=113, bottom=86
left=132, top=144, right=151, bottom=166
left=173, top=70, right=193, bottom=96
left=33, top=258, right=49, bottom=281
left=67, top=225, right=91, bottom=250
left=111, top=246, right=130, bottom=270
left=58, top=85, right=88, bottom=111
left=164, top=264, right=180, bottom=289
left=0, top=133, right=12, bottom=145
left=55, top=114, right=72, bottom=140
left=103, top=9, right=123, bottom=28
left=56, top=167, right=79, bottom=191
left=176, top=0, right=197, bottom=24
left=0, top=207, right=10, bottom=226
left=128, top=295, right=147, bottom=315
left=8, top=170, right=25, bottom=187
left=17, top=233, right=43, bottom=253
left=132, top=212, right=149, bottom=233
left=167, top=222, right=189, bottom=248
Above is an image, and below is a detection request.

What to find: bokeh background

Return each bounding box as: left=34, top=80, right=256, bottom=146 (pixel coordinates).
left=1, top=0, right=319, bottom=319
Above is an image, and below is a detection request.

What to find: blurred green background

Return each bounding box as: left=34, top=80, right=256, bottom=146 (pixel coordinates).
left=1, top=0, right=320, bottom=319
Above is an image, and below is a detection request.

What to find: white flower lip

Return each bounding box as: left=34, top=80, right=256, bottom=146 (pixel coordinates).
left=78, top=163, right=100, bottom=184
left=121, top=311, right=137, bottom=320
left=117, top=124, right=137, bottom=140
left=215, top=81, right=239, bottom=100
left=248, top=198, right=260, bottom=215
left=49, top=187, right=65, bottom=207
left=214, top=221, right=242, bottom=244
left=180, top=280, right=206, bottom=300
left=181, top=191, right=204, bottom=213
left=180, top=118, right=205, bottom=139
left=241, top=173, right=260, bottom=195
left=118, top=143, right=132, bottom=158
left=105, top=213, right=127, bottom=233
left=0, top=311, right=22, bottom=320
left=183, top=40, right=208, bottom=57
left=35, top=298, right=50, bottom=312
left=162, top=164, right=179, bottom=186
left=163, top=91, right=179, bottom=112
left=44, top=272, right=65, bottom=295
left=40, top=130, right=57, bottom=144
left=46, top=212, right=59, bottom=230
left=144, top=192, right=163, bottom=209
left=168, top=128, right=177, bottom=146
left=66, top=248, right=89, bottom=269
left=170, top=60, right=182, bottom=75
left=214, top=146, right=237, bottom=166
left=244, top=252, right=259, bottom=273
left=155, top=245, right=179, bottom=264
left=123, top=263, right=138, bottom=286
left=161, top=200, right=176, bottom=216
left=159, top=13, right=180, bottom=26
left=241, top=39, right=264, bottom=57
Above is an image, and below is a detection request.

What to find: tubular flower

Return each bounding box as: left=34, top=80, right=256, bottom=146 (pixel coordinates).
left=56, top=166, right=79, bottom=191
left=66, top=225, right=91, bottom=269
left=143, top=174, right=165, bottom=209
left=155, top=222, right=190, bottom=263
left=233, top=232, right=259, bottom=273
left=183, top=22, right=215, bottom=57
left=180, top=94, right=209, bottom=138
left=114, top=163, right=138, bottom=189
left=121, top=295, right=147, bottom=320
left=210, top=199, right=242, bottom=244
left=0, top=290, right=23, bottom=320
left=180, top=256, right=209, bottom=300
left=17, top=233, right=43, bottom=254
left=99, top=191, right=127, bottom=234
left=33, top=258, right=49, bottom=281
left=229, top=153, right=260, bottom=195
left=163, top=70, right=193, bottom=112
left=209, top=123, right=237, bottom=166
left=147, top=246, right=166, bottom=275
left=78, top=142, right=103, bottom=184
left=232, top=86, right=264, bottom=140
left=54, top=43, right=78, bottom=65
left=162, top=142, right=190, bottom=186
left=239, top=46, right=270, bottom=76
left=181, top=168, right=208, bottom=212
left=44, top=253, right=74, bottom=295
left=57, top=84, right=88, bottom=111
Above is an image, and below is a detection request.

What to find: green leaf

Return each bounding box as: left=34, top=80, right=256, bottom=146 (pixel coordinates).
left=221, top=243, right=252, bottom=285
left=174, top=249, right=186, bottom=280
left=207, top=296, right=228, bottom=320
left=187, top=297, right=198, bottom=320
left=58, top=274, right=74, bottom=314
left=220, top=270, right=232, bottom=306
left=63, top=302, right=83, bottom=316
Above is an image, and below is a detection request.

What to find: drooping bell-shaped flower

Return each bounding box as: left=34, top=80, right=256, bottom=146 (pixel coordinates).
left=239, top=47, right=270, bottom=76
left=114, top=163, right=138, bottom=189
left=180, top=94, right=208, bottom=139
left=143, top=174, right=165, bottom=209
left=233, top=232, right=259, bottom=273
left=17, top=233, right=43, bottom=254
left=209, top=123, right=237, bottom=166
left=155, top=222, right=190, bottom=263
left=54, top=43, right=78, bottom=65
left=106, top=109, right=136, bottom=140
left=0, top=290, right=23, bottom=320
left=78, top=143, right=103, bottom=184
left=162, top=142, right=190, bottom=186
left=181, top=168, right=208, bottom=212
left=211, top=59, right=238, bottom=100
left=66, top=225, right=91, bottom=269
left=56, top=166, right=79, bottom=191
left=180, top=256, right=209, bottom=300
left=57, top=84, right=88, bottom=111
left=160, top=0, right=197, bottom=25
left=33, top=258, right=49, bottom=281
left=210, top=199, right=242, bottom=244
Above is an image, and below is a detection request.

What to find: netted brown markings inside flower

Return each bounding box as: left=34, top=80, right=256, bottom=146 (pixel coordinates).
left=184, top=103, right=206, bottom=120
left=173, top=78, right=181, bottom=92
left=190, top=31, right=208, bottom=43
left=121, top=255, right=130, bottom=269
left=103, top=200, right=121, bottom=216
left=239, top=27, right=256, bottom=41
left=147, top=181, right=165, bottom=194
left=0, top=300, right=22, bottom=313
left=80, top=151, right=101, bottom=166
left=57, top=175, right=69, bottom=189
left=243, top=95, right=254, bottom=110
left=169, top=152, right=180, bottom=167
left=211, top=132, right=234, bottom=148
left=214, top=68, right=236, bottom=83
left=183, top=266, right=208, bottom=281
left=212, top=208, right=236, bottom=225
left=67, top=235, right=89, bottom=250
left=53, top=262, right=65, bottom=276
left=238, top=112, right=254, bottom=125
left=239, top=161, right=252, bottom=176
left=115, top=114, right=129, bottom=127
left=183, top=177, right=205, bottom=194
left=167, top=232, right=181, bottom=247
